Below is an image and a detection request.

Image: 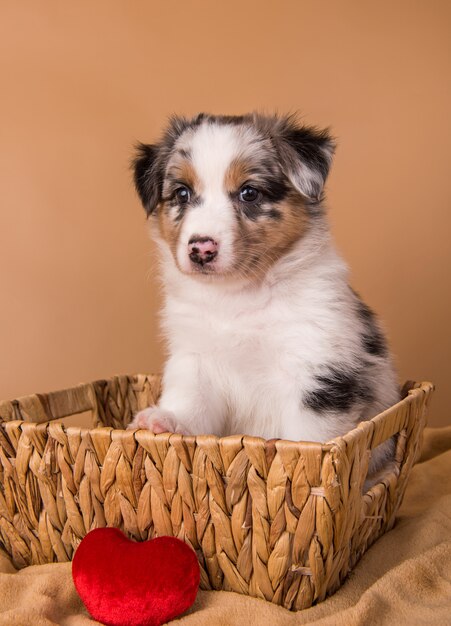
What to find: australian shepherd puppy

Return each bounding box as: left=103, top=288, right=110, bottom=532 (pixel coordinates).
left=129, top=113, right=399, bottom=473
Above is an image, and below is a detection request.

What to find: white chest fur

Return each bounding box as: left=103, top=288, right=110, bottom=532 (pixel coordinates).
left=158, top=237, right=361, bottom=441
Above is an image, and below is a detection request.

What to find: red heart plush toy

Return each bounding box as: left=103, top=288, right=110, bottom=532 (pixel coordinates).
left=72, top=528, right=200, bottom=626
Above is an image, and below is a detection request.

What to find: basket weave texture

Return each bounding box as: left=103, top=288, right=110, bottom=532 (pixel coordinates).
left=0, top=375, right=433, bottom=610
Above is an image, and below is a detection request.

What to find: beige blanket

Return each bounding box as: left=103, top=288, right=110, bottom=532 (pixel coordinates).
left=1, top=427, right=450, bottom=626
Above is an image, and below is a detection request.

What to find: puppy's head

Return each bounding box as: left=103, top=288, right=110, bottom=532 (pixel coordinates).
left=133, top=113, right=335, bottom=280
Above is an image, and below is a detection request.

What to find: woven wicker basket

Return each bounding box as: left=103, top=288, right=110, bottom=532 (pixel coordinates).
left=0, top=375, right=433, bottom=610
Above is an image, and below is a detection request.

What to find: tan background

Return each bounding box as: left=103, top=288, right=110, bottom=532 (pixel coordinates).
left=0, top=0, right=449, bottom=426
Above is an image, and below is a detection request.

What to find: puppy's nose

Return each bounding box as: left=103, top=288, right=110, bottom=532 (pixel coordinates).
left=188, top=237, right=218, bottom=265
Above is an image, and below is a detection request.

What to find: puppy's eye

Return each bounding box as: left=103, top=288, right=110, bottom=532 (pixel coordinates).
left=239, top=185, right=260, bottom=203
left=175, top=186, right=191, bottom=204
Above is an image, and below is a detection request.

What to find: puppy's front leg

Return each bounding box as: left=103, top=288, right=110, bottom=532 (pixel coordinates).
left=128, top=353, right=222, bottom=436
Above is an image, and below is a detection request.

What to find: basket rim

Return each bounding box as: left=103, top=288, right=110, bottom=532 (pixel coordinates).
left=0, top=376, right=434, bottom=452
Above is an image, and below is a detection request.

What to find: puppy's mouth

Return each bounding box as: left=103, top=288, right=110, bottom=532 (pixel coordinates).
left=189, top=262, right=218, bottom=275
left=185, top=253, right=269, bottom=282
left=179, top=254, right=234, bottom=279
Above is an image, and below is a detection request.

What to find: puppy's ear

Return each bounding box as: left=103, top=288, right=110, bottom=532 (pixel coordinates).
left=133, top=143, right=162, bottom=215
left=133, top=116, right=193, bottom=215
left=277, top=122, right=335, bottom=201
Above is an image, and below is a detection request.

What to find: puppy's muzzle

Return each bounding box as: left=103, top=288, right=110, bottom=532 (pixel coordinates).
left=188, top=237, right=218, bottom=266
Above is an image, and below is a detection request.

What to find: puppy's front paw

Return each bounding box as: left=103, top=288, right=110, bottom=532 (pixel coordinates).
left=127, top=407, right=190, bottom=435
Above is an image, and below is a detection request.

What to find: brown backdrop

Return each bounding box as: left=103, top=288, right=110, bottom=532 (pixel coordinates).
left=0, top=0, right=449, bottom=426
